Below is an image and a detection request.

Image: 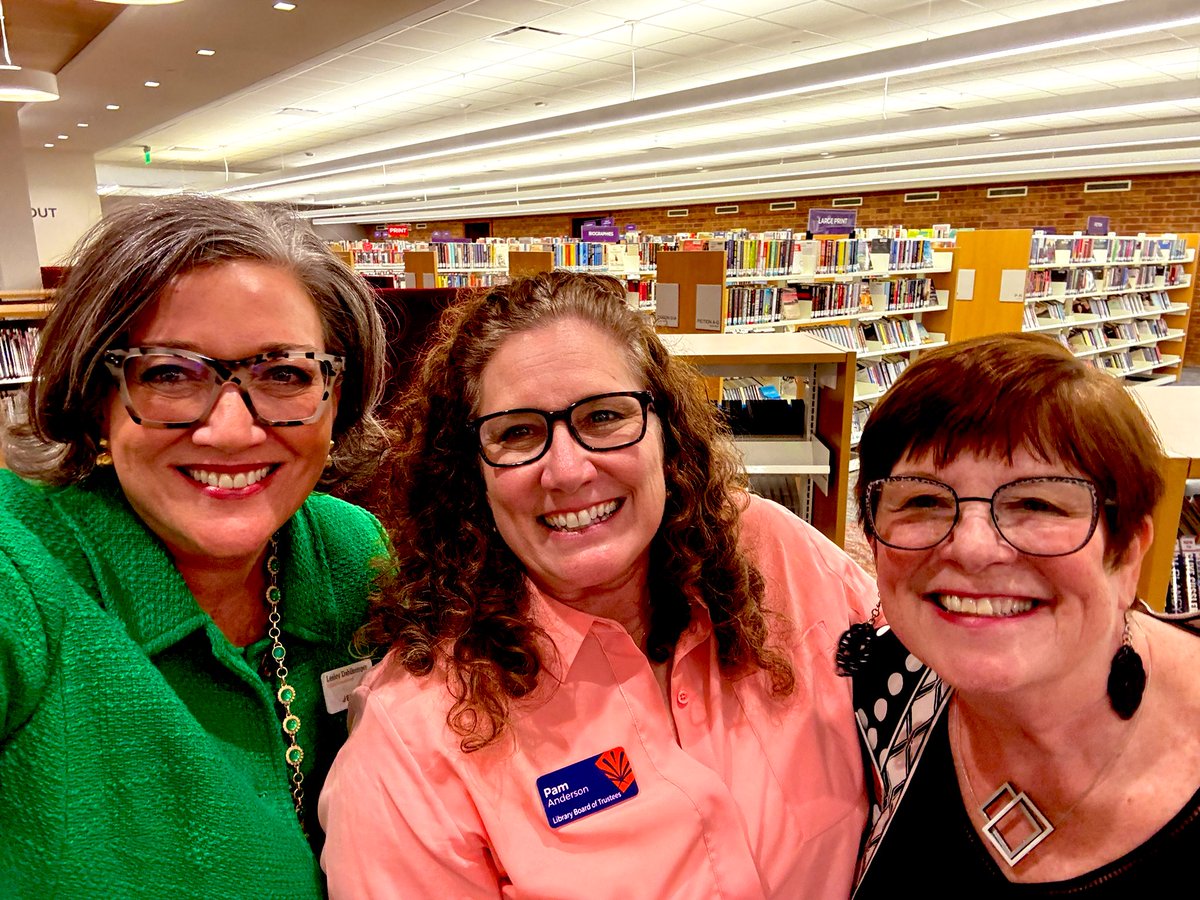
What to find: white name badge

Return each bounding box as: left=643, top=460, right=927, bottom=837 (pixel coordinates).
left=321, top=659, right=373, bottom=714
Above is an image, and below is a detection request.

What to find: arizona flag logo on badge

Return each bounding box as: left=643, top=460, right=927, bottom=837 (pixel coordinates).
left=537, top=746, right=639, bottom=829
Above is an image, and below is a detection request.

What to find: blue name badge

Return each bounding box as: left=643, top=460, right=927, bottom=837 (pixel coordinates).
left=536, top=747, right=639, bottom=829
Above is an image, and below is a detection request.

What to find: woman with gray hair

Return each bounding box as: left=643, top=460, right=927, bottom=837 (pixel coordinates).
left=0, top=195, right=388, bottom=897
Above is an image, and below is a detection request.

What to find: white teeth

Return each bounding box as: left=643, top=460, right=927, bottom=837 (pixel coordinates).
left=937, top=594, right=1034, bottom=617
left=186, top=466, right=272, bottom=489
left=544, top=500, right=619, bottom=531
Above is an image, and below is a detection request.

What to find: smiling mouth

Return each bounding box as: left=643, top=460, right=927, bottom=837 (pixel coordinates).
left=541, top=499, right=621, bottom=532
left=184, top=465, right=276, bottom=489
left=932, top=593, right=1037, bottom=617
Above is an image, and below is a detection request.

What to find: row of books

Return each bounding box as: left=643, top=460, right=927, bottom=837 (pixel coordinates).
left=0, top=326, right=40, bottom=381
left=1030, top=234, right=1191, bottom=266
left=790, top=282, right=871, bottom=318
left=1166, top=543, right=1199, bottom=614
left=725, top=231, right=795, bottom=277
left=799, top=319, right=934, bottom=355
left=437, top=272, right=507, bottom=288
left=726, top=286, right=783, bottom=326
left=1024, top=292, right=1183, bottom=328
left=868, top=277, right=938, bottom=310
left=433, top=242, right=509, bottom=270
left=857, top=355, right=910, bottom=391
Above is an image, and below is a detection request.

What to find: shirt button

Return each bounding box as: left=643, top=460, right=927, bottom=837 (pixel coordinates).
left=676, top=690, right=689, bottom=707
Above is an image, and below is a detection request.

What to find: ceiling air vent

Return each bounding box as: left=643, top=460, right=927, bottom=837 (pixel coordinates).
left=667, top=208, right=689, bottom=218
left=1084, top=180, right=1132, bottom=193
left=715, top=205, right=739, bottom=215
left=488, top=26, right=564, bottom=46
left=831, top=196, right=862, bottom=207
left=987, top=186, right=1028, bottom=198
left=905, top=191, right=940, bottom=203
left=769, top=201, right=797, bottom=211
left=415, top=223, right=427, bottom=229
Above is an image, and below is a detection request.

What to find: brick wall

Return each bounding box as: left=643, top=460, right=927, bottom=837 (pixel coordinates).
left=407, top=172, right=1200, bottom=364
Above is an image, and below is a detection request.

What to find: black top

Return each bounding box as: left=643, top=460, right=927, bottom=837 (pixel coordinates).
left=855, top=711, right=1200, bottom=898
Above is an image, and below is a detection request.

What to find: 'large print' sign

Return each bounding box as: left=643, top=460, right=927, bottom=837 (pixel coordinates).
left=807, top=208, right=857, bottom=235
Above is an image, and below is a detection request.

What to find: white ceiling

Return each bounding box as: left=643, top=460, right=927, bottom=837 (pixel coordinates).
left=15, top=0, right=1200, bottom=223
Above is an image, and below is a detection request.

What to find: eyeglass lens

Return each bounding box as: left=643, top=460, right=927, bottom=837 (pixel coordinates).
left=120, top=352, right=333, bottom=425
left=477, top=393, right=648, bottom=466
left=869, top=477, right=1097, bottom=555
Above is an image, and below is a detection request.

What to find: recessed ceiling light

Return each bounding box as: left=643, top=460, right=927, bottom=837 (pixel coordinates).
left=989, top=132, right=1002, bottom=138
left=43, top=143, right=54, bottom=148
left=57, top=134, right=68, bottom=140
left=77, top=122, right=89, bottom=127
left=144, top=81, right=160, bottom=88
left=273, top=1, right=297, bottom=9
left=106, top=104, right=120, bottom=110
left=196, top=49, right=216, bottom=57
left=819, top=152, right=832, bottom=157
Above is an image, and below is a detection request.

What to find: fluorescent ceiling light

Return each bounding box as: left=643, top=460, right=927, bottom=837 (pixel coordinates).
left=214, top=0, right=1200, bottom=198
left=196, top=48, right=216, bottom=57
left=144, top=80, right=160, bottom=88
left=106, top=104, right=120, bottom=110
left=95, top=1, right=184, bottom=5
left=273, top=2, right=297, bottom=10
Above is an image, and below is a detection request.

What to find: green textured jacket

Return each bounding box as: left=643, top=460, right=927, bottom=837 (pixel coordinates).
left=0, top=469, right=385, bottom=898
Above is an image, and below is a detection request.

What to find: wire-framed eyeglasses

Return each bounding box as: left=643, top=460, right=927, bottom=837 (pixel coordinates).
left=103, top=347, right=344, bottom=428
left=865, top=475, right=1103, bottom=557
left=469, top=390, right=655, bottom=468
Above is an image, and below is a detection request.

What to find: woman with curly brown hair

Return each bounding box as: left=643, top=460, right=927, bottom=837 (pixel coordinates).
left=319, top=271, right=877, bottom=898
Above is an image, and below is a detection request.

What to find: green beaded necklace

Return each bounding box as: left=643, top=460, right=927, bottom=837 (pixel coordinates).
left=264, top=535, right=305, bottom=821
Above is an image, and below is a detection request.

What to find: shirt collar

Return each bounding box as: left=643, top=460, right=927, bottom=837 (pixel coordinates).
left=48, top=476, right=342, bottom=655
left=527, top=581, right=715, bottom=678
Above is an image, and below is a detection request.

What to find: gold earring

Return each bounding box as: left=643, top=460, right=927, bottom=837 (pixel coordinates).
left=96, top=438, right=113, bottom=467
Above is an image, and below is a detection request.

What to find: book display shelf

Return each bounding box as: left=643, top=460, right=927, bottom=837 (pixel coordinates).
left=0, top=289, right=52, bottom=443
left=660, top=331, right=857, bottom=548
left=1131, top=385, right=1200, bottom=613
left=1022, top=233, right=1196, bottom=385
left=923, top=229, right=1197, bottom=386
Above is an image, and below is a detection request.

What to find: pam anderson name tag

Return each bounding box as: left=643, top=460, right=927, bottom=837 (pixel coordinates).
left=536, top=747, right=639, bottom=829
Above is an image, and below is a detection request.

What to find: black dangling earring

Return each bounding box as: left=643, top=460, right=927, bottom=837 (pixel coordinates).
left=836, top=602, right=881, bottom=676
left=1107, top=610, right=1146, bottom=720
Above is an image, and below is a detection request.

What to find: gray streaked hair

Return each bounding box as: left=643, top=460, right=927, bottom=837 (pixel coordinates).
left=4, top=194, right=388, bottom=489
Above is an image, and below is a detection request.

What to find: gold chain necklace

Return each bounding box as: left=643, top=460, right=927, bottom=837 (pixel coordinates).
left=264, top=535, right=305, bottom=823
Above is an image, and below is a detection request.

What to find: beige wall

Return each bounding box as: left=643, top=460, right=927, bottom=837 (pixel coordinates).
left=24, top=149, right=103, bottom=268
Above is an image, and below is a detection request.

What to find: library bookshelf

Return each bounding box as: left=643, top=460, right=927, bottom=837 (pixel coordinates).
left=660, top=331, right=857, bottom=548
left=922, top=229, right=1197, bottom=387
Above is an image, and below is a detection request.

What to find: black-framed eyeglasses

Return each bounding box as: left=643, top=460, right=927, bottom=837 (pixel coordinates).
left=103, top=347, right=344, bottom=428
left=469, top=390, right=655, bottom=468
left=866, top=475, right=1103, bottom=557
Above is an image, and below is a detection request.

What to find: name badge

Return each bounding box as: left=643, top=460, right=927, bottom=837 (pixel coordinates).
left=321, top=659, right=373, bottom=714
left=536, top=747, right=639, bottom=829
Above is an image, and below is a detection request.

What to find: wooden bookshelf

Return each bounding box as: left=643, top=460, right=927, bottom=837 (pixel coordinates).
left=403, top=250, right=437, bottom=290
left=660, top=331, right=857, bottom=547
left=921, top=229, right=1028, bottom=341
left=653, top=250, right=727, bottom=336
left=1131, top=385, right=1200, bottom=611
left=508, top=251, right=553, bottom=278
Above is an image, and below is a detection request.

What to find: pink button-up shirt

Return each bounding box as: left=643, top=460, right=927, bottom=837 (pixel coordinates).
left=320, top=496, right=877, bottom=898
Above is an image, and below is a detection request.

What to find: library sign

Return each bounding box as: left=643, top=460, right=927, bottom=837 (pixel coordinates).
left=807, top=208, right=857, bottom=235
left=581, top=224, right=620, bottom=242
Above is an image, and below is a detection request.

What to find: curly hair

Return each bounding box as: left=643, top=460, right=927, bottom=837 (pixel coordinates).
left=361, top=271, right=795, bottom=751
left=3, top=194, right=387, bottom=490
